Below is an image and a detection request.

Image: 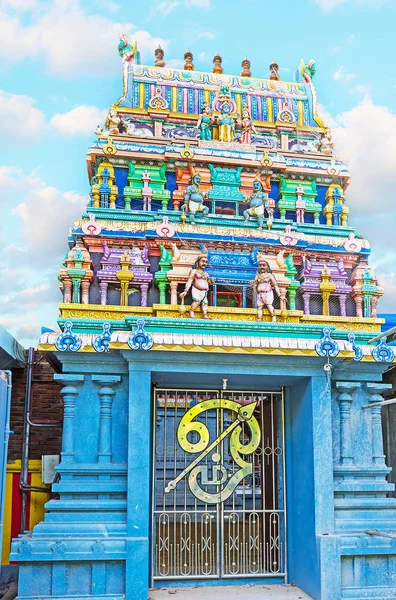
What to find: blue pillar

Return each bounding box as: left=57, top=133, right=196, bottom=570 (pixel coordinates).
left=92, top=375, right=121, bottom=463
left=125, top=367, right=152, bottom=600
left=54, top=374, right=84, bottom=463
left=336, top=382, right=360, bottom=466
left=365, top=382, right=391, bottom=465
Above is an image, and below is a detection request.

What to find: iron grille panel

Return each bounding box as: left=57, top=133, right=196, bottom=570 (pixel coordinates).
left=152, top=388, right=286, bottom=581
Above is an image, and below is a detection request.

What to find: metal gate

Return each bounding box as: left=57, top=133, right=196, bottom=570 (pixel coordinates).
left=152, top=388, right=286, bottom=581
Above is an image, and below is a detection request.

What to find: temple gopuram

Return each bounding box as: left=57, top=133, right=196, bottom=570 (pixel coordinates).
left=11, top=38, right=396, bottom=600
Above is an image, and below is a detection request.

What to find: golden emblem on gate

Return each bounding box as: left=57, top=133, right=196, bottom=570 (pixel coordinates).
left=165, top=399, right=260, bottom=504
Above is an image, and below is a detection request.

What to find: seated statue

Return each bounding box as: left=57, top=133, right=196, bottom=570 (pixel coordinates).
left=181, top=173, right=209, bottom=223
left=105, top=108, right=121, bottom=134
left=243, top=179, right=269, bottom=230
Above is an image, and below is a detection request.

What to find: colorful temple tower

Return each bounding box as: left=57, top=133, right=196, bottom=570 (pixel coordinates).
left=11, top=39, right=396, bottom=600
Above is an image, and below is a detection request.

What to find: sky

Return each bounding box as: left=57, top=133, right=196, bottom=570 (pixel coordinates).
left=1, top=0, right=396, bottom=347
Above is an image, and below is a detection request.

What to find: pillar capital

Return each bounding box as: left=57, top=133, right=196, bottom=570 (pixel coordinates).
left=336, top=381, right=360, bottom=402
left=365, top=382, right=392, bottom=401
left=54, top=374, right=84, bottom=390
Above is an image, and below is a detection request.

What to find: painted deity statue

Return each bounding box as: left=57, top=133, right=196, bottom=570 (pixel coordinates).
left=181, top=173, right=209, bottom=223
left=218, top=102, right=235, bottom=142
left=250, top=259, right=281, bottom=322
left=179, top=254, right=215, bottom=319
left=197, top=103, right=212, bottom=141
left=243, top=179, right=270, bottom=230
left=105, top=108, right=121, bottom=134
left=239, top=106, right=257, bottom=144
left=319, top=128, right=333, bottom=155
left=118, top=34, right=136, bottom=99
left=118, top=33, right=136, bottom=62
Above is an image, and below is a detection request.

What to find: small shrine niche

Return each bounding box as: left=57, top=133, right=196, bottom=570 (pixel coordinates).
left=97, top=243, right=153, bottom=308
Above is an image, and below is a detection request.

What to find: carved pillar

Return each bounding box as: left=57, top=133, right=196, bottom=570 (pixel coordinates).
left=371, top=296, right=378, bottom=318
left=54, top=375, right=84, bottom=463
left=354, top=294, right=363, bottom=318
left=365, top=383, right=391, bottom=465
left=303, top=292, right=310, bottom=315
left=64, top=280, right=72, bottom=303
left=81, top=280, right=90, bottom=304
left=336, top=382, right=360, bottom=465
left=158, top=281, right=167, bottom=304
left=339, top=294, right=347, bottom=317
left=72, top=278, right=81, bottom=303
left=140, top=283, right=149, bottom=308
left=99, top=282, right=108, bottom=305
left=280, top=133, right=288, bottom=150
left=169, top=281, right=178, bottom=305
left=92, top=376, right=121, bottom=463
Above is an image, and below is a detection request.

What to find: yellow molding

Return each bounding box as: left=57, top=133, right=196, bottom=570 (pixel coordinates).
left=58, top=302, right=383, bottom=332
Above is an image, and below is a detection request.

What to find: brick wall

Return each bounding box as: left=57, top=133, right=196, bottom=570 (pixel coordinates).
left=8, top=352, right=63, bottom=462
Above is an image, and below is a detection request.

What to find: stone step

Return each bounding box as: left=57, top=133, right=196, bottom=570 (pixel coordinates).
left=149, top=584, right=312, bottom=600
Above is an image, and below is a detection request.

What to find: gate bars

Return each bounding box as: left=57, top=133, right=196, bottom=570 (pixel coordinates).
left=152, top=387, right=287, bottom=582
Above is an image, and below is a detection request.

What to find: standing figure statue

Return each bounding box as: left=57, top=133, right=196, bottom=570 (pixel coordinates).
left=181, top=173, right=209, bottom=223
left=239, top=105, right=258, bottom=144
left=197, top=103, right=213, bottom=141
left=118, top=34, right=136, bottom=100
left=218, top=102, right=235, bottom=142
left=179, top=254, right=215, bottom=319
left=251, top=259, right=281, bottom=322
left=243, top=179, right=269, bottom=230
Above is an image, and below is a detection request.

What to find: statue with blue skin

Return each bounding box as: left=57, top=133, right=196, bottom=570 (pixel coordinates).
left=218, top=102, right=235, bottom=142
left=243, top=179, right=268, bottom=230
left=181, top=173, right=210, bottom=223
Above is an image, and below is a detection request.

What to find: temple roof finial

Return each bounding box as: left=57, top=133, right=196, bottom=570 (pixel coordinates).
left=184, top=49, right=194, bottom=71
left=269, top=59, right=280, bottom=81
left=212, top=51, right=223, bottom=74
left=241, top=56, right=251, bottom=77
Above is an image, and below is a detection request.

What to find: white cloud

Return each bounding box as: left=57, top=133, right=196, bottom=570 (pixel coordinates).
left=0, top=0, right=168, bottom=75
left=96, top=0, right=120, bottom=11
left=316, top=0, right=383, bottom=10
left=327, top=99, right=396, bottom=310
left=0, top=90, right=45, bottom=138
left=167, top=58, right=185, bottom=69
left=148, top=0, right=180, bottom=18
left=0, top=166, right=86, bottom=264
left=333, top=65, right=356, bottom=82
left=197, top=31, right=214, bottom=40
left=198, top=51, right=206, bottom=61
left=0, top=0, right=37, bottom=11
left=185, top=0, right=211, bottom=6
left=50, top=105, right=107, bottom=135
left=0, top=165, right=87, bottom=345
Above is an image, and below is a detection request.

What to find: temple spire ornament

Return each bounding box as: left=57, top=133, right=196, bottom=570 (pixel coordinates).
left=212, top=51, right=223, bottom=74
left=269, top=59, right=280, bottom=80
left=241, top=56, right=251, bottom=77
left=184, top=49, right=194, bottom=71
left=154, top=44, right=165, bottom=67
